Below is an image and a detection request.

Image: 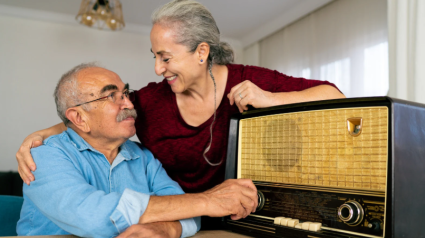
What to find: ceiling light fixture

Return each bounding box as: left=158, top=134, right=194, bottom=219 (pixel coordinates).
left=76, top=0, right=125, bottom=31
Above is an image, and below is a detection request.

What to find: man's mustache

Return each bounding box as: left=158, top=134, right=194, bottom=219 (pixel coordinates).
left=116, top=109, right=138, bottom=122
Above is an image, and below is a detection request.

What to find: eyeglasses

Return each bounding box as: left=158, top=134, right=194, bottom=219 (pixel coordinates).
left=74, top=89, right=135, bottom=107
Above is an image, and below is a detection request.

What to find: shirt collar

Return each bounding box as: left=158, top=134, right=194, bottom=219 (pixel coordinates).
left=65, top=127, right=140, bottom=162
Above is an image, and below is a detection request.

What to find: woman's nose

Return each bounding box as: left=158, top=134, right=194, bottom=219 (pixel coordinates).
left=154, top=60, right=166, bottom=76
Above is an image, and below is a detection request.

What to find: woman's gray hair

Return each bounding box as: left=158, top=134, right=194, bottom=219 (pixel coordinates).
left=152, top=0, right=234, bottom=65
left=54, top=62, right=98, bottom=125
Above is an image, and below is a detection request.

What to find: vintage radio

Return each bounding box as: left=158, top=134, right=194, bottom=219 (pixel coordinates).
left=224, top=97, right=425, bottom=238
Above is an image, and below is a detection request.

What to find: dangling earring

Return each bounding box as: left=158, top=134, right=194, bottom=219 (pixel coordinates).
left=203, top=59, right=222, bottom=166
left=200, top=59, right=203, bottom=62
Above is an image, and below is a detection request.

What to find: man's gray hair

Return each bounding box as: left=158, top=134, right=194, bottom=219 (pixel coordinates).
left=152, top=0, right=234, bottom=65
left=54, top=62, right=98, bottom=125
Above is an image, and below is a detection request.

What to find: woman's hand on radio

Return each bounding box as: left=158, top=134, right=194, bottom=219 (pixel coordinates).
left=202, top=179, right=258, bottom=220
left=228, top=80, right=275, bottom=113
left=16, top=133, right=43, bottom=185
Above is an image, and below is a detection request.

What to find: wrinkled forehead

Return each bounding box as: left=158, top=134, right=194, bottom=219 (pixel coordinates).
left=77, top=67, right=125, bottom=95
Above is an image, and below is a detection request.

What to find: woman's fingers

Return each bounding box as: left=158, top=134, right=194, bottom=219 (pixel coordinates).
left=229, top=80, right=275, bottom=112
left=16, top=135, right=43, bottom=184
left=234, top=87, right=252, bottom=112
left=227, top=81, right=249, bottom=106
left=18, top=167, right=29, bottom=186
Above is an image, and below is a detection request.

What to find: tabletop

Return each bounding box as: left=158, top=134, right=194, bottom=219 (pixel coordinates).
left=5, top=230, right=253, bottom=238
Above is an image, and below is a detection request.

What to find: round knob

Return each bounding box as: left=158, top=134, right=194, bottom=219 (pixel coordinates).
left=337, top=200, right=364, bottom=226
left=256, top=191, right=265, bottom=212
left=368, top=219, right=382, bottom=232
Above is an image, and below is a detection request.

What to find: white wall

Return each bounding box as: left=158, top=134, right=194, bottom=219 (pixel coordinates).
left=0, top=14, right=243, bottom=171
left=244, top=0, right=388, bottom=98
left=242, top=42, right=260, bottom=66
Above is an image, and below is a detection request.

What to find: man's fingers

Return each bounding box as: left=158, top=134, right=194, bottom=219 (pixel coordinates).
left=230, top=204, right=246, bottom=221
left=239, top=185, right=258, bottom=212
left=238, top=191, right=256, bottom=216
left=116, top=225, right=140, bottom=238
left=236, top=179, right=258, bottom=191
left=232, top=179, right=258, bottom=211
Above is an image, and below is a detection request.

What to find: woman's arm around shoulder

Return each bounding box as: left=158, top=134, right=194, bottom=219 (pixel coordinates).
left=16, top=122, right=66, bottom=185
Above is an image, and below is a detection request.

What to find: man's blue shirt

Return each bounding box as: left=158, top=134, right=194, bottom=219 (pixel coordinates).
left=17, top=128, right=200, bottom=238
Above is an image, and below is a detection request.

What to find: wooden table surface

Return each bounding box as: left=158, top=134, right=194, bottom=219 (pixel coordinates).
left=5, top=230, right=253, bottom=238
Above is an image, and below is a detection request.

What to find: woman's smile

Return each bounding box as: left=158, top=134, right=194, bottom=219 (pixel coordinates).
left=166, top=75, right=178, bottom=84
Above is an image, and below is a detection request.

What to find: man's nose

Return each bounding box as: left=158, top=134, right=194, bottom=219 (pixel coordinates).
left=120, top=95, right=134, bottom=109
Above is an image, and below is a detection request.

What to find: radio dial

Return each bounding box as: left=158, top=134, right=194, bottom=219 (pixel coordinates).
left=337, top=201, right=364, bottom=226
left=256, top=191, right=265, bottom=212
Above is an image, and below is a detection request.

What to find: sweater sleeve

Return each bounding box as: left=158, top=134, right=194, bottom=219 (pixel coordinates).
left=240, top=65, right=342, bottom=94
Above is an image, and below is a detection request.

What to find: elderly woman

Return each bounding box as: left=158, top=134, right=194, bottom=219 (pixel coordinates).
left=17, top=0, right=344, bottom=204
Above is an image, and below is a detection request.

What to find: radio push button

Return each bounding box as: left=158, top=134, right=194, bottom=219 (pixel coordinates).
left=301, top=222, right=311, bottom=230
left=280, top=218, right=291, bottom=226
left=287, top=219, right=299, bottom=227
left=274, top=217, right=285, bottom=225
left=309, top=222, right=322, bottom=232
left=295, top=223, right=302, bottom=229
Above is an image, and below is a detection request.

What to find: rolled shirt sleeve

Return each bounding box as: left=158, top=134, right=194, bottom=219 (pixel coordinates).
left=112, top=189, right=199, bottom=237
left=110, top=189, right=151, bottom=233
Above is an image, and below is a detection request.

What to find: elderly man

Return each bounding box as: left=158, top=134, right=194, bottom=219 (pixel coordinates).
left=17, top=63, right=257, bottom=238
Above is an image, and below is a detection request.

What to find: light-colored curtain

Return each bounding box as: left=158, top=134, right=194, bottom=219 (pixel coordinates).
left=248, top=0, right=388, bottom=98
left=388, top=0, right=425, bottom=103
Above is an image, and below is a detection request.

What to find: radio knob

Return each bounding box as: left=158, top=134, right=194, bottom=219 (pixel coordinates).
left=337, top=201, right=364, bottom=226
left=257, top=191, right=265, bottom=211
left=368, top=219, right=382, bottom=232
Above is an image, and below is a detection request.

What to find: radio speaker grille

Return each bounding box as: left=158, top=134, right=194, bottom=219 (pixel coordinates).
left=238, top=107, right=388, bottom=191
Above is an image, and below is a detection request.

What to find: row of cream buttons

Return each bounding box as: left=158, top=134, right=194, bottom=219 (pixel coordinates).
left=273, top=217, right=322, bottom=232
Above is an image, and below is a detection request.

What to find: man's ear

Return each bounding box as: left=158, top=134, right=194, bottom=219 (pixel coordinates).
left=197, top=42, right=210, bottom=64
left=65, top=108, right=91, bottom=133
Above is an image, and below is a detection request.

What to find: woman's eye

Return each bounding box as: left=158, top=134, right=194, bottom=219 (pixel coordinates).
left=163, top=58, right=170, bottom=62
left=153, top=56, right=156, bottom=59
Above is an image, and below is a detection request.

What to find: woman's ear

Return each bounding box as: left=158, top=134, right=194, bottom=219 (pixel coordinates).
left=65, top=108, right=91, bottom=133
left=197, top=42, right=210, bottom=64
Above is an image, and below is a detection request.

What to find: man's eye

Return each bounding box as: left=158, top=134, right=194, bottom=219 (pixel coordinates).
left=109, top=92, right=116, bottom=100
left=153, top=56, right=156, bottom=59
left=163, top=58, right=169, bottom=62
